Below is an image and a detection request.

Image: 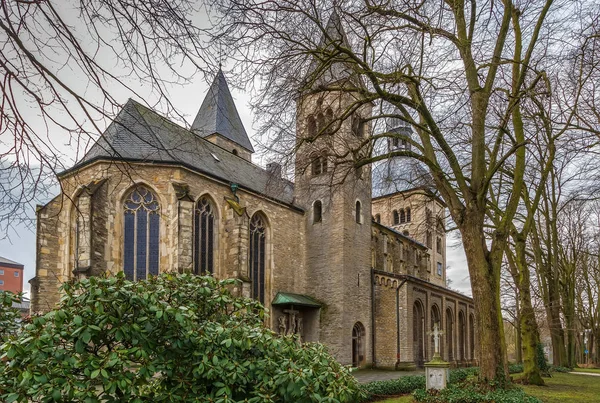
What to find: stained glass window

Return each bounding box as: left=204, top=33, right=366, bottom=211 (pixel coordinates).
left=249, top=213, right=267, bottom=304
left=123, top=186, right=160, bottom=281
left=194, top=196, right=215, bottom=274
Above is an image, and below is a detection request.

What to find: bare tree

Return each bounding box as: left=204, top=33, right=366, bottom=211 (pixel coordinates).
left=0, top=0, right=209, bottom=232
left=206, top=0, right=574, bottom=382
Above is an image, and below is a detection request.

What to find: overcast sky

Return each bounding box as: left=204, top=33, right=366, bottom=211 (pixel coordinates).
left=0, top=3, right=471, bottom=298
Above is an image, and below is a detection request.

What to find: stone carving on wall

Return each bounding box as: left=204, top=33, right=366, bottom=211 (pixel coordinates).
left=280, top=308, right=304, bottom=342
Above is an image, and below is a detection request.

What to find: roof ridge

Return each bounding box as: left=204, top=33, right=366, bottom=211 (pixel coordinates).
left=0, top=256, right=23, bottom=266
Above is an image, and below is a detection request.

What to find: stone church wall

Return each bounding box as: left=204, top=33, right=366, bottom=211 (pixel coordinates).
left=32, top=161, right=306, bottom=318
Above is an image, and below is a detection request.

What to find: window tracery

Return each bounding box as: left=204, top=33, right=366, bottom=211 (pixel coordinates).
left=250, top=213, right=267, bottom=304
left=123, top=186, right=160, bottom=281
left=194, top=196, right=215, bottom=274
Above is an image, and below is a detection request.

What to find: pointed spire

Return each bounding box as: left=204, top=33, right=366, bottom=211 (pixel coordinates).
left=191, top=70, right=254, bottom=153
left=302, top=10, right=360, bottom=90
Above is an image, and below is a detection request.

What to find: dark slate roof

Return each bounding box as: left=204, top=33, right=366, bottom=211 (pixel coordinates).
left=191, top=70, right=255, bottom=153
left=70, top=99, right=295, bottom=206
left=0, top=256, right=23, bottom=267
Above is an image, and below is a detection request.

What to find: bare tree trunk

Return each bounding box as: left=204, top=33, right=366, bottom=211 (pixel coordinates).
left=506, top=238, right=544, bottom=384
left=461, top=217, right=509, bottom=383
left=515, top=296, right=523, bottom=364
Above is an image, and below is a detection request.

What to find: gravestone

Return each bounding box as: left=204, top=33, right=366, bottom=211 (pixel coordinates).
left=425, top=322, right=450, bottom=390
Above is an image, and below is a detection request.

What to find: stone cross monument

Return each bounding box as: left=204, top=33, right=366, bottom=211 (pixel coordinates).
left=425, top=322, right=450, bottom=390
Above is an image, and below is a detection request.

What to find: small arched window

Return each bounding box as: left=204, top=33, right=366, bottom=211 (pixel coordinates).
left=325, top=108, right=334, bottom=134
left=426, top=231, right=433, bottom=248
left=321, top=152, right=328, bottom=174
left=393, top=210, right=399, bottom=225
left=375, top=214, right=381, bottom=224
left=352, top=115, right=365, bottom=137
left=355, top=201, right=362, bottom=224
left=310, top=152, right=327, bottom=176
left=406, top=207, right=412, bottom=222
left=400, top=209, right=406, bottom=223
left=123, top=186, right=160, bottom=281
left=194, top=196, right=215, bottom=275
left=307, top=115, right=316, bottom=138
left=311, top=153, right=322, bottom=176
left=436, top=237, right=442, bottom=255
left=249, top=213, right=267, bottom=304
left=317, top=112, right=325, bottom=134
left=232, top=149, right=239, bottom=156
left=313, top=200, right=322, bottom=224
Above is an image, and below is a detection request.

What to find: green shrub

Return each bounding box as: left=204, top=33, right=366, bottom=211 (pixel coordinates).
left=550, top=365, right=571, bottom=373
left=508, top=363, right=524, bottom=374
left=449, top=367, right=479, bottom=383
left=361, top=375, right=426, bottom=400
left=0, top=291, right=23, bottom=342
left=413, top=384, right=542, bottom=403
left=0, top=273, right=364, bottom=403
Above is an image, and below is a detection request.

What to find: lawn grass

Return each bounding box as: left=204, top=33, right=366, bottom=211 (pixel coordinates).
left=572, top=367, right=600, bottom=374
left=377, top=396, right=414, bottom=403
left=521, top=372, right=600, bottom=403
left=377, top=372, right=600, bottom=403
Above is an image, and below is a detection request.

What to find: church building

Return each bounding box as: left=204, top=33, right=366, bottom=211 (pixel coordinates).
left=30, top=14, right=476, bottom=370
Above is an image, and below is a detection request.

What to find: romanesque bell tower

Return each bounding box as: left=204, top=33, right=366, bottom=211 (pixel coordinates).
left=294, top=12, right=373, bottom=367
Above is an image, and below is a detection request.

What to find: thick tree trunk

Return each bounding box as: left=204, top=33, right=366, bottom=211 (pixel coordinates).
left=461, top=220, right=509, bottom=383
left=547, top=284, right=568, bottom=366
left=515, top=304, right=522, bottom=364
left=515, top=239, right=544, bottom=385
left=507, top=238, right=544, bottom=385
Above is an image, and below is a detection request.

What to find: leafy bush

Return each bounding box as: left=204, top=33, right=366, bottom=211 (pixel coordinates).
left=361, top=375, right=425, bottom=400
left=413, top=384, right=542, bottom=403
left=0, top=273, right=364, bottom=403
left=550, top=365, right=571, bottom=373
left=449, top=367, right=479, bottom=384
left=508, top=363, right=524, bottom=374
left=0, top=291, right=23, bottom=342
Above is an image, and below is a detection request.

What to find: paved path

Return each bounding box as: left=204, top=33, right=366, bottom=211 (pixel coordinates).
left=353, top=369, right=424, bottom=384
left=569, top=371, right=600, bottom=377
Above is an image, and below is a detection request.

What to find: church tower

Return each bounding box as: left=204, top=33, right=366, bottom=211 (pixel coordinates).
left=294, top=12, right=373, bottom=367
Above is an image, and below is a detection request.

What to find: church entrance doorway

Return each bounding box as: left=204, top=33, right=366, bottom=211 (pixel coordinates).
left=352, top=322, right=366, bottom=367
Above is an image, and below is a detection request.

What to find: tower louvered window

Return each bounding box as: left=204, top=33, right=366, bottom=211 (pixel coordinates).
left=194, top=196, right=215, bottom=274
left=123, top=186, right=160, bottom=281
left=250, top=214, right=267, bottom=304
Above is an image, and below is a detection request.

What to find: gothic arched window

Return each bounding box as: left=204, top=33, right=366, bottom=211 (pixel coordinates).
left=250, top=213, right=267, bottom=304
left=406, top=207, right=412, bottom=222
left=355, top=201, right=362, bottom=224
left=123, top=186, right=160, bottom=281
left=194, top=196, right=216, bottom=275
left=400, top=209, right=406, bottom=223
left=311, top=153, right=322, bottom=176
left=393, top=210, right=399, bottom=225
left=375, top=214, right=381, bottom=223
left=313, top=200, right=322, bottom=224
